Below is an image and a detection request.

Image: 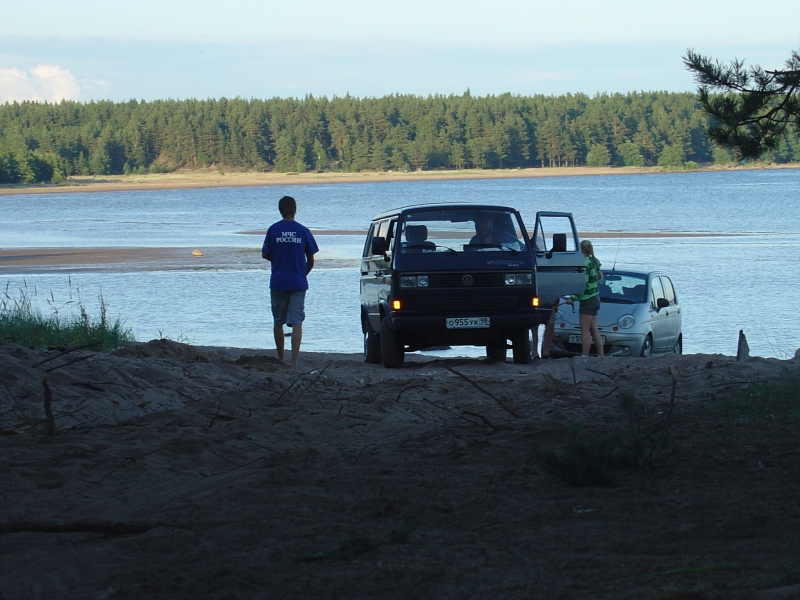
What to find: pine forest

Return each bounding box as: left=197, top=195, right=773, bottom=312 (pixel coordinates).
left=2, top=91, right=799, bottom=184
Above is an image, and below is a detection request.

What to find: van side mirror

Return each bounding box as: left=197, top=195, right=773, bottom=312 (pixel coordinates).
left=656, top=297, right=669, bottom=311
left=371, top=236, right=387, bottom=256
left=546, top=233, right=567, bottom=258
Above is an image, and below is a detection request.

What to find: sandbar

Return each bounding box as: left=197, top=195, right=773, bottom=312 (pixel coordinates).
left=0, top=231, right=748, bottom=273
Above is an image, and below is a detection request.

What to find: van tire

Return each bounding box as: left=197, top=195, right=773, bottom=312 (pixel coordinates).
left=486, top=345, right=507, bottom=361
left=380, top=318, right=404, bottom=368
left=364, top=324, right=382, bottom=364
left=512, top=330, right=532, bottom=364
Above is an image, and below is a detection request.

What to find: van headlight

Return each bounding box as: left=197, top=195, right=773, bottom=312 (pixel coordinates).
left=504, top=272, right=533, bottom=285
left=400, top=275, right=428, bottom=288
left=618, top=314, right=635, bottom=329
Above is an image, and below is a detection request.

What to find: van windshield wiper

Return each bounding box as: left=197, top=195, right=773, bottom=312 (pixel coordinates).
left=467, top=243, right=518, bottom=254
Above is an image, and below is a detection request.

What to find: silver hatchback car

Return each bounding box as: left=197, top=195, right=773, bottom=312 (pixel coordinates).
left=549, top=269, right=682, bottom=357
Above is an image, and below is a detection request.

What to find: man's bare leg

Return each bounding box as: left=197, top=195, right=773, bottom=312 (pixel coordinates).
left=273, top=324, right=285, bottom=362
left=290, top=324, right=303, bottom=367
left=579, top=313, right=592, bottom=356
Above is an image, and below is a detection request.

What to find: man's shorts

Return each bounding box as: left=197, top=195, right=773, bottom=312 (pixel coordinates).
left=271, top=290, right=306, bottom=326
left=578, top=294, right=601, bottom=316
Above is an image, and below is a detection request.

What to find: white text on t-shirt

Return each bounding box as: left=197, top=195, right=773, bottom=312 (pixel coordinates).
left=276, top=231, right=303, bottom=243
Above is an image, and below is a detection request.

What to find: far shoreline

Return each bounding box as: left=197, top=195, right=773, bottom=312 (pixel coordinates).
left=2, top=163, right=798, bottom=196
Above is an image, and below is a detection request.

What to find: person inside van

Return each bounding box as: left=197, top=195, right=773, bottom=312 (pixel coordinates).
left=470, top=214, right=517, bottom=246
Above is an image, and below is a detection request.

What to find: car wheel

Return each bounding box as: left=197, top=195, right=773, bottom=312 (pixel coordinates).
left=673, top=335, right=682, bottom=354
left=364, top=323, right=382, bottom=364
left=640, top=334, right=653, bottom=358
left=380, top=317, right=404, bottom=368
left=486, top=344, right=507, bottom=361
left=512, top=330, right=532, bottom=364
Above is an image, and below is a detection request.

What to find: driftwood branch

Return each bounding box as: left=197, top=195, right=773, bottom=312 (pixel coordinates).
left=32, top=341, right=101, bottom=369
left=433, top=361, right=521, bottom=418
left=1, top=380, right=38, bottom=433
left=460, top=409, right=497, bottom=429
left=42, top=376, right=55, bottom=436
left=0, top=520, right=186, bottom=535
left=395, top=385, right=432, bottom=402
left=44, top=353, right=94, bottom=374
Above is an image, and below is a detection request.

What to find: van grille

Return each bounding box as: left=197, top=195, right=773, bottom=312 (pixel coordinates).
left=417, top=297, right=515, bottom=314
left=426, top=272, right=506, bottom=288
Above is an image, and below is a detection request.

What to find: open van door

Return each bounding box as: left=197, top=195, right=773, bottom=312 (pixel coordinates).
left=532, top=212, right=586, bottom=308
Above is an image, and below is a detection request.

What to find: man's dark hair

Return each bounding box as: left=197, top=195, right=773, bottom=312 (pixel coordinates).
left=278, top=195, right=297, bottom=217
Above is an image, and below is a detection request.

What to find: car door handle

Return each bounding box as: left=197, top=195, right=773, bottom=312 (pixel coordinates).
left=374, top=270, right=383, bottom=277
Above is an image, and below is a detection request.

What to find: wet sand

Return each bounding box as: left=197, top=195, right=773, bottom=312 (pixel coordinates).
left=0, top=230, right=747, bottom=273
left=0, top=247, right=264, bottom=273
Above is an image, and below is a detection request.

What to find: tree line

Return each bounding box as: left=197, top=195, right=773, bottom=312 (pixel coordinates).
left=2, top=91, right=800, bottom=184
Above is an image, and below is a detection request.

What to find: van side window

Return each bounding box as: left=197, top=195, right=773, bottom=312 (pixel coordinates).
left=363, top=223, right=376, bottom=257
left=376, top=220, right=389, bottom=239
left=386, top=220, right=396, bottom=251
left=661, top=276, right=677, bottom=305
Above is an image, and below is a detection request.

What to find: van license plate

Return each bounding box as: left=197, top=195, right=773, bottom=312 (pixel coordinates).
left=569, top=334, right=606, bottom=344
left=446, top=317, right=490, bottom=329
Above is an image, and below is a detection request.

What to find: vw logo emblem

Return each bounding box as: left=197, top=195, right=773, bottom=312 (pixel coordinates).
left=462, top=274, right=474, bottom=286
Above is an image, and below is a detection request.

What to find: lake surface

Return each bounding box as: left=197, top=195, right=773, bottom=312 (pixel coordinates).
left=2, top=169, right=799, bottom=359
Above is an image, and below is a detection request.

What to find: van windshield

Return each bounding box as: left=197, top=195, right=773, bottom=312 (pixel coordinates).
left=398, top=209, right=527, bottom=254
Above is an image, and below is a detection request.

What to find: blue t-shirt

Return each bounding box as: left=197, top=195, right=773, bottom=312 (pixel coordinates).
left=262, top=219, right=319, bottom=291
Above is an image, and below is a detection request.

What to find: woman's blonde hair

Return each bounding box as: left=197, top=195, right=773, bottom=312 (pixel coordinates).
left=580, top=240, right=601, bottom=272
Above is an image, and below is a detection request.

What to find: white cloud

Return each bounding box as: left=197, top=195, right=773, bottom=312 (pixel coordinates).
left=0, top=65, right=80, bottom=103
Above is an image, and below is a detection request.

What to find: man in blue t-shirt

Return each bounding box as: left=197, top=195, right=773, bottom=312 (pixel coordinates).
left=262, top=196, right=319, bottom=367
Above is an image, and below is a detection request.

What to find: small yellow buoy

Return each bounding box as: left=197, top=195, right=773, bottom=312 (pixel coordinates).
left=191, top=249, right=204, bottom=257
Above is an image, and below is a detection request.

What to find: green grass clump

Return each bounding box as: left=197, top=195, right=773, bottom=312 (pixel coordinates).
left=1, top=283, right=135, bottom=352
left=714, top=371, right=800, bottom=422
left=531, top=426, right=616, bottom=486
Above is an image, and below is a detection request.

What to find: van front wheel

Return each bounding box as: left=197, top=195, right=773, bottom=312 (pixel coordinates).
left=380, top=318, right=404, bottom=368
left=364, top=325, right=382, bottom=364
left=512, top=330, right=532, bottom=364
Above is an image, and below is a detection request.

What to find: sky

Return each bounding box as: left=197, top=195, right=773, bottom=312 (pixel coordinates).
left=1, top=0, right=799, bottom=103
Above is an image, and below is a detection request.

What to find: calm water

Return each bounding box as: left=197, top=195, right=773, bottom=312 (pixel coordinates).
left=2, top=169, right=799, bottom=359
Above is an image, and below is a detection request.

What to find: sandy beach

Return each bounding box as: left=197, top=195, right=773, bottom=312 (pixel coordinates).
left=2, top=339, right=799, bottom=598
left=0, top=166, right=653, bottom=196
left=2, top=163, right=797, bottom=196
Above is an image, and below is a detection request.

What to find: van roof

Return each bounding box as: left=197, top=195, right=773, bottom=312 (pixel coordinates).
left=370, top=203, right=518, bottom=221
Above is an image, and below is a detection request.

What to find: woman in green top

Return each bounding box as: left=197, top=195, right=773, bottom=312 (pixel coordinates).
left=565, top=240, right=604, bottom=357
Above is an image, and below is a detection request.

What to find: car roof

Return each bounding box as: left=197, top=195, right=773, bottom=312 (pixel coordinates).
left=370, top=203, right=519, bottom=221
left=602, top=269, right=669, bottom=278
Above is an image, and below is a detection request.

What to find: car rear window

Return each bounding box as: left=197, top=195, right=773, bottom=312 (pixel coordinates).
left=600, top=272, right=648, bottom=303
